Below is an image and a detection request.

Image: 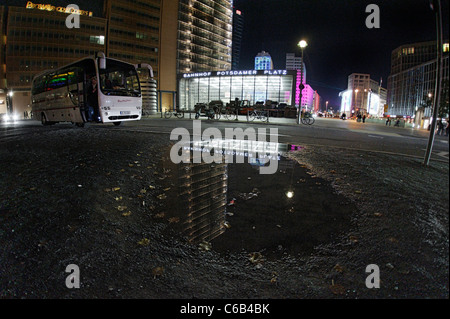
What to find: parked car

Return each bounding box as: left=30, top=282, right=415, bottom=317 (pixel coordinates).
left=1, top=113, right=20, bottom=123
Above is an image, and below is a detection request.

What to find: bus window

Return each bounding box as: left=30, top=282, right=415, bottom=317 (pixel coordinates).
left=67, top=67, right=83, bottom=105
left=99, top=59, right=140, bottom=97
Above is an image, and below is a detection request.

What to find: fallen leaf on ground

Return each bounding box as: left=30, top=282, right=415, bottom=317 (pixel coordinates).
left=168, top=217, right=180, bottom=223
left=122, top=211, right=131, bottom=217
left=137, top=238, right=150, bottom=246
left=329, top=283, right=346, bottom=295
left=157, top=194, right=167, bottom=200
left=152, top=267, right=164, bottom=278
left=349, top=235, right=358, bottom=243
left=249, top=252, right=264, bottom=264
left=199, top=241, right=211, bottom=251
left=271, top=272, right=278, bottom=283
left=333, top=264, right=344, bottom=272
left=117, top=206, right=127, bottom=211
left=374, top=212, right=383, bottom=217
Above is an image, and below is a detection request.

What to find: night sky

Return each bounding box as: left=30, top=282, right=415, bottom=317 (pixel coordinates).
left=233, top=0, right=449, bottom=108
left=3, top=0, right=449, bottom=108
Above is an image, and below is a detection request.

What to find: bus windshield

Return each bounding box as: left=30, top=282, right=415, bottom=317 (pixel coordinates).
left=99, top=59, right=141, bottom=97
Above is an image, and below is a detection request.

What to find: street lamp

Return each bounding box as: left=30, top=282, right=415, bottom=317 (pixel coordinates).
left=354, top=89, right=359, bottom=115
left=424, top=0, right=443, bottom=166
left=296, top=40, right=308, bottom=124
left=6, top=89, right=13, bottom=114
left=326, top=101, right=329, bottom=115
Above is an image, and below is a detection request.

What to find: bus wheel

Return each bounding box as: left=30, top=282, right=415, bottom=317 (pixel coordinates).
left=113, top=121, right=122, bottom=126
left=41, top=113, right=49, bottom=126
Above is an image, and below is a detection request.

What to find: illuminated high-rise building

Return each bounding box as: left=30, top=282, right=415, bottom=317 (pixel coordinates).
left=387, top=40, right=449, bottom=122
left=231, top=8, right=244, bottom=70
left=105, top=0, right=160, bottom=72
left=285, top=53, right=305, bottom=73
left=254, top=51, right=273, bottom=70
left=177, top=0, right=233, bottom=73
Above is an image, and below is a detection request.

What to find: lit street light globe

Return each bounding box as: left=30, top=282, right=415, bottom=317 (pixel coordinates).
left=298, top=40, right=308, bottom=48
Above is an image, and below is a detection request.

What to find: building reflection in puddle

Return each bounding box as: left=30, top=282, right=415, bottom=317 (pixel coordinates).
left=157, top=139, right=346, bottom=258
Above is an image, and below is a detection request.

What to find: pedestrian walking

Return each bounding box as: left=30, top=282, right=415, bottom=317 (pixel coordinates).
left=362, top=114, right=366, bottom=123
left=446, top=120, right=449, bottom=136
left=437, top=119, right=444, bottom=136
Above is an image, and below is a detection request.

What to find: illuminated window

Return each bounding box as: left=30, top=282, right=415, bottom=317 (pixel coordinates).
left=444, top=43, right=449, bottom=52
left=89, top=35, right=105, bottom=45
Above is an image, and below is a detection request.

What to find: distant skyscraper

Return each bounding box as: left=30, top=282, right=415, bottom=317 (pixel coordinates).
left=286, top=53, right=305, bottom=71
left=254, top=51, right=273, bottom=70
left=287, top=53, right=306, bottom=83
left=232, top=8, right=244, bottom=70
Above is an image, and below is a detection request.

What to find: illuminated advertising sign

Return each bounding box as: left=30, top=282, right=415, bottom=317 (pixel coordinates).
left=26, top=1, right=93, bottom=17
left=340, top=90, right=352, bottom=113
left=367, top=93, right=380, bottom=115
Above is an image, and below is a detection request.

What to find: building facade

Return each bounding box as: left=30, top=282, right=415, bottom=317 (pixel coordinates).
left=105, top=0, right=160, bottom=72
left=312, top=90, right=320, bottom=113
left=231, top=7, right=243, bottom=70
left=178, top=69, right=296, bottom=110
left=254, top=51, right=273, bottom=70
left=3, top=3, right=107, bottom=117
left=339, top=73, right=386, bottom=117
left=177, top=0, right=233, bottom=73
left=285, top=53, right=305, bottom=73
left=387, top=40, right=449, bottom=124
left=0, top=0, right=235, bottom=117
left=0, top=5, right=6, bottom=114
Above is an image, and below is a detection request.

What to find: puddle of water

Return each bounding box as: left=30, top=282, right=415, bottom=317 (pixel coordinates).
left=158, top=141, right=355, bottom=260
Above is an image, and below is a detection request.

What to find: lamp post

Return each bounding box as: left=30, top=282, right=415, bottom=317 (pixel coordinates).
left=296, top=40, right=307, bottom=124
left=354, top=89, right=359, bottom=116
left=326, top=101, right=329, bottom=115
left=424, top=0, right=443, bottom=166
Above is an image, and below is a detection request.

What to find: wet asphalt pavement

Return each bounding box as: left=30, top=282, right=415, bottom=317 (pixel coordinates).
left=0, top=118, right=448, bottom=305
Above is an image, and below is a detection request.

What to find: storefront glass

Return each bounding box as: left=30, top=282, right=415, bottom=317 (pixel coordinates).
left=178, top=71, right=295, bottom=110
